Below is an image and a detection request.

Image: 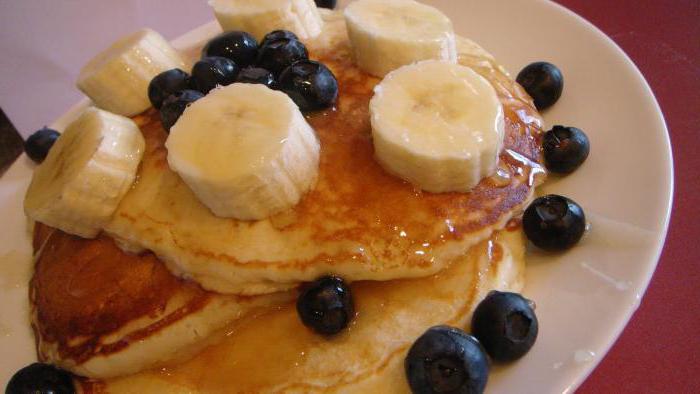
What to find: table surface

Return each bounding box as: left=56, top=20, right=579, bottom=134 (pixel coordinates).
left=0, top=0, right=698, bottom=392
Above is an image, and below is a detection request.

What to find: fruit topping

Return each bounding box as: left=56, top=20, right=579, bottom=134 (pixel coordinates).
left=278, top=60, right=338, bottom=111
left=369, top=61, right=504, bottom=193
left=260, top=30, right=299, bottom=49
left=405, top=325, right=489, bottom=394
left=160, top=89, right=204, bottom=132
left=257, top=38, right=309, bottom=76
left=148, top=68, right=191, bottom=109
left=191, top=56, right=239, bottom=94
left=209, top=0, right=323, bottom=42
left=5, top=363, right=75, bottom=394
left=296, top=276, right=354, bottom=335
left=471, top=291, right=538, bottom=363
left=516, top=62, right=563, bottom=110
left=76, top=28, right=186, bottom=117
left=523, top=194, right=586, bottom=251
left=165, top=83, right=319, bottom=220
left=236, top=67, right=276, bottom=88
left=25, top=127, right=60, bottom=163
left=24, top=108, right=145, bottom=238
left=344, top=0, right=457, bottom=78
left=202, top=31, right=259, bottom=67
left=543, top=125, right=590, bottom=174
left=314, top=0, right=337, bottom=9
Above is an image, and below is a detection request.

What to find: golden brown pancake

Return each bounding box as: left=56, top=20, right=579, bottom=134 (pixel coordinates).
left=102, top=12, right=544, bottom=295
left=80, top=227, right=525, bottom=393
left=29, top=9, right=544, bottom=387
left=30, top=223, right=292, bottom=379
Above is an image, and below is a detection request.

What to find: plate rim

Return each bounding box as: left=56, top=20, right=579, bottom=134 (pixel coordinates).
left=527, top=0, right=674, bottom=391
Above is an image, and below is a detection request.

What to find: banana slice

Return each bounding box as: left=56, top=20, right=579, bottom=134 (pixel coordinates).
left=77, top=28, right=186, bottom=117
left=209, top=0, right=324, bottom=42
left=344, top=0, right=457, bottom=78
left=165, top=83, right=320, bottom=220
left=24, top=108, right=145, bottom=238
left=370, top=61, right=505, bottom=193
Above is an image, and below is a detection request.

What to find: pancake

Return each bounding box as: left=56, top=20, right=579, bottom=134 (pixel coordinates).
left=102, top=11, right=545, bottom=295
left=30, top=223, right=292, bottom=379
left=80, top=227, right=525, bottom=393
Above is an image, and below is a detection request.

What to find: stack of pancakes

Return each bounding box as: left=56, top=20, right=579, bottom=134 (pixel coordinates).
left=30, top=11, right=544, bottom=393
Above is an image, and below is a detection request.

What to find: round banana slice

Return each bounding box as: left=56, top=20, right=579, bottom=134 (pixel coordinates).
left=370, top=60, right=505, bottom=193
left=24, top=108, right=145, bottom=238
left=165, top=83, right=320, bottom=220
left=209, top=0, right=324, bottom=41
left=344, top=0, right=457, bottom=78
left=77, top=28, right=186, bottom=117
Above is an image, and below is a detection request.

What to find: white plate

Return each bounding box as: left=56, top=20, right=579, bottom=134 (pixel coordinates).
left=0, top=0, right=672, bottom=392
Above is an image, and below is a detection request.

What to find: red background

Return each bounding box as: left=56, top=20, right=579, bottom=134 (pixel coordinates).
left=552, top=0, right=700, bottom=392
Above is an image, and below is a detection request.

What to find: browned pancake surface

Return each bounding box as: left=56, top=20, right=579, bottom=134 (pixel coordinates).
left=31, top=224, right=212, bottom=364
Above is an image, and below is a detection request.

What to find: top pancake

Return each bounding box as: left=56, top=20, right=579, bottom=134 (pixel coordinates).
left=103, top=11, right=545, bottom=295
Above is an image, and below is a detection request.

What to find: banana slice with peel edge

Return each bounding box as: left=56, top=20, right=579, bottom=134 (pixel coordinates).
left=165, top=83, right=320, bottom=221
left=77, top=28, right=186, bottom=117
left=370, top=60, right=505, bottom=193
left=24, top=107, right=145, bottom=238
left=209, top=0, right=324, bottom=42
left=344, top=0, right=457, bottom=78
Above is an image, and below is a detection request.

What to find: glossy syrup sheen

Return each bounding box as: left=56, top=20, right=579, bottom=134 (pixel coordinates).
left=284, top=36, right=543, bottom=243
left=30, top=223, right=212, bottom=363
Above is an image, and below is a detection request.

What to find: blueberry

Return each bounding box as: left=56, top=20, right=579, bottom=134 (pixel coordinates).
left=278, top=60, right=338, bottom=111
left=25, top=127, right=60, bottom=163
left=405, top=326, right=489, bottom=394
left=5, top=363, right=75, bottom=394
left=543, top=125, right=590, bottom=174
left=314, top=0, right=337, bottom=9
left=296, top=276, right=354, bottom=335
left=516, top=62, right=563, bottom=110
left=202, top=31, right=258, bottom=67
left=256, top=38, right=308, bottom=76
left=160, top=90, right=204, bottom=132
left=148, top=68, right=191, bottom=109
left=260, top=30, right=299, bottom=49
left=191, top=56, right=239, bottom=94
left=236, top=67, right=275, bottom=88
left=471, top=291, right=538, bottom=363
left=523, top=194, right=586, bottom=251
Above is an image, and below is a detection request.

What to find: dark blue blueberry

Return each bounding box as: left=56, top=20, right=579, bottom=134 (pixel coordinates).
left=148, top=68, right=191, bottom=109
left=516, top=62, right=563, bottom=110
left=259, top=30, right=299, bottom=49
left=523, top=194, right=586, bottom=251
left=236, top=67, right=276, bottom=88
left=314, top=0, right=337, bottom=9
left=471, top=291, right=538, bottom=363
left=543, top=125, right=590, bottom=174
left=405, top=326, right=489, bottom=394
left=190, top=56, right=239, bottom=94
left=278, top=60, right=338, bottom=111
left=202, top=31, right=258, bottom=67
left=256, top=38, right=308, bottom=76
left=296, top=276, right=354, bottom=335
left=160, top=90, right=204, bottom=132
left=25, top=127, right=60, bottom=163
left=5, top=363, right=75, bottom=394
